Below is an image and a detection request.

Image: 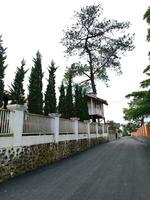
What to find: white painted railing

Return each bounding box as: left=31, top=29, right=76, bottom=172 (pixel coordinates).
left=98, top=125, right=103, bottom=134
left=0, top=104, right=109, bottom=148
left=78, top=121, right=87, bottom=134
left=23, top=113, right=54, bottom=134
left=104, top=125, right=108, bottom=133
left=59, top=118, right=74, bottom=134
left=0, top=109, right=13, bottom=134
left=90, top=122, right=96, bottom=134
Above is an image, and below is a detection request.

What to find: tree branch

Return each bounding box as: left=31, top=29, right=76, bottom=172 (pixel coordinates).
left=79, top=78, right=90, bottom=84
left=93, top=47, right=119, bottom=75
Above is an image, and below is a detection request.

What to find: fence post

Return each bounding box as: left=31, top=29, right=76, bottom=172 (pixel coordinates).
left=7, top=104, right=26, bottom=146
left=49, top=113, right=61, bottom=143
left=102, top=123, right=105, bottom=136
left=96, top=123, right=99, bottom=138
left=107, top=124, right=109, bottom=135
left=70, top=118, right=79, bottom=141
left=84, top=120, right=90, bottom=140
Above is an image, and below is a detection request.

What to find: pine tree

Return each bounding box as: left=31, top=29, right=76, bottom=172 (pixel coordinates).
left=58, top=82, right=66, bottom=117
left=62, top=4, right=134, bottom=93
left=0, top=35, right=7, bottom=107
left=44, top=60, right=57, bottom=116
left=28, top=51, right=43, bottom=114
left=65, top=72, right=74, bottom=118
left=10, top=59, right=27, bottom=104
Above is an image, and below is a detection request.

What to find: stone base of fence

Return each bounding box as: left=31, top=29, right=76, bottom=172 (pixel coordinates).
left=0, top=137, right=108, bottom=183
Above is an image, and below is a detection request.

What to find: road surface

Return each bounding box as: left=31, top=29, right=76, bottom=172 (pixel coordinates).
left=1, top=137, right=150, bottom=200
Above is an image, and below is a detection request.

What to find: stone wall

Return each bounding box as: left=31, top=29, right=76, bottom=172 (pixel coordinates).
left=0, top=138, right=107, bottom=182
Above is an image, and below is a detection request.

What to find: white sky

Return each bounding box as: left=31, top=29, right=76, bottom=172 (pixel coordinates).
left=0, top=0, right=149, bottom=123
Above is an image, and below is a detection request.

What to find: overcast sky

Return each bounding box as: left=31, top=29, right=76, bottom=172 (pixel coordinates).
left=0, top=0, right=149, bottom=123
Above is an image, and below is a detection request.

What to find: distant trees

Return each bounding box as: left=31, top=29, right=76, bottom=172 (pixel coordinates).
left=0, top=35, right=7, bottom=107
left=10, top=59, right=27, bottom=104
left=122, top=122, right=140, bottom=135
left=61, top=4, right=134, bottom=93
left=44, top=60, right=57, bottom=115
left=124, top=91, right=148, bottom=126
left=28, top=51, right=43, bottom=114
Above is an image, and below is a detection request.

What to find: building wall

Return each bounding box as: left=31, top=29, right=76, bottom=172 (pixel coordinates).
left=87, top=100, right=104, bottom=117
left=131, top=124, right=150, bottom=138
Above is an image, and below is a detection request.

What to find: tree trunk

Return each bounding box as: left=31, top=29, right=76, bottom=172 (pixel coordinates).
left=141, top=117, right=144, bottom=126
left=85, top=36, right=97, bottom=94
left=90, top=76, right=97, bottom=94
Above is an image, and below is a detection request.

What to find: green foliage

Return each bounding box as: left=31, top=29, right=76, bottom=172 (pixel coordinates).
left=28, top=51, right=43, bottom=114
left=124, top=78, right=150, bottom=124
left=122, top=122, right=139, bottom=135
left=74, top=84, right=81, bottom=118
left=82, top=90, right=89, bottom=121
left=140, top=65, right=150, bottom=88
left=107, top=120, right=120, bottom=135
left=10, top=59, right=27, bottom=104
left=124, top=8, right=150, bottom=125
left=74, top=84, right=89, bottom=121
left=65, top=71, right=74, bottom=118
left=44, top=60, right=57, bottom=116
left=0, top=35, right=7, bottom=107
left=144, top=7, right=150, bottom=41
left=61, top=4, right=134, bottom=93
left=58, top=82, right=66, bottom=118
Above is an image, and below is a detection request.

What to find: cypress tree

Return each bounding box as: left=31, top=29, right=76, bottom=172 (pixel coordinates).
left=65, top=72, right=74, bottom=118
left=81, top=89, right=89, bottom=121
left=28, top=51, right=43, bottom=114
left=0, top=35, right=7, bottom=107
left=10, top=59, right=27, bottom=104
left=44, top=60, right=57, bottom=116
left=58, top=82, right=66, bottom=117
left=74, top=84, right=89, bottom=121
left=74, top=84, right=81, bottom=118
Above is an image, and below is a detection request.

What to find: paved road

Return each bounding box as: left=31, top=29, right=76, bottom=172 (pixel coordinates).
left=1, top=137, right=150, bottom=200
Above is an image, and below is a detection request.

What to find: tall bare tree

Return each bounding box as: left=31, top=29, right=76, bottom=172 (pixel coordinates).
left=61, top=4, right=134, bottom=93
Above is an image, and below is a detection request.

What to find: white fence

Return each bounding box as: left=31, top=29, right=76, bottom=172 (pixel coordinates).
left=98, top=125, right=103, bottom=134
left=0, top=109, right=14, bottom=135
left=0, top=105, right=109, bottom=148
left=90, top=122, right=96, bottom=134
left=23, top=113, right=54, bottom=134
left=78, top=121, right=87, bottom=134
left=59, top=118, right=74, bottom=134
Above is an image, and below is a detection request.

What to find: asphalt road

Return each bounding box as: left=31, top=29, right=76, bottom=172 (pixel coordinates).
left=1, top=136, right=150, bottom=200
